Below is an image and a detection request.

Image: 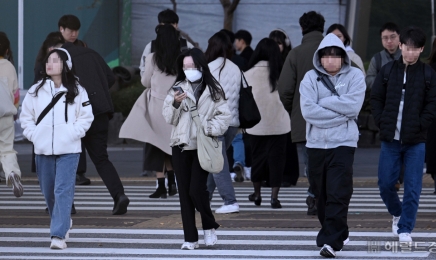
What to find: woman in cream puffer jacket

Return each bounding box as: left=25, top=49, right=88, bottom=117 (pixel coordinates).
left=203, top=31, right=242, bottom=214
left=162, top=48, right=230, bottom=249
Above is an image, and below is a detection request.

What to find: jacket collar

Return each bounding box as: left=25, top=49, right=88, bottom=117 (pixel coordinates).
left=398, top=55, right=422, bottom=71
left=253, top=61, right=268, bottom=67
left=301, top=31, right=324, bottom=44
left=383, top=48, right=401, bottom=60
left=42, top=79, right=68, bottom=95
left=208, top=57, right=226, bottom=71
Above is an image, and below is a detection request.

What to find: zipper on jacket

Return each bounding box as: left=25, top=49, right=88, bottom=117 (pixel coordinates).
left=399, top=65, right=409, bottom=144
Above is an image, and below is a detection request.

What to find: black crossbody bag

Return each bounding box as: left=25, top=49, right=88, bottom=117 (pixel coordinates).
left=315, top=70, right=359, bottom=126
left=36, top=92, right=67, bottom=125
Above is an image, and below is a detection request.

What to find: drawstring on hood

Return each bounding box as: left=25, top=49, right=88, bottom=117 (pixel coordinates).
left=313, top=33, right=351, bottom=76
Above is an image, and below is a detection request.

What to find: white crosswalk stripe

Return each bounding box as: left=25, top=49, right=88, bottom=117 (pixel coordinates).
left=0, top=185, right=436, bottom=213
left=0, top=228, right=432, bottom=259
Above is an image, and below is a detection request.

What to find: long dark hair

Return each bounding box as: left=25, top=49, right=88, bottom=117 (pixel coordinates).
left=174, top=48, right=226, bottom=102
left=31, top=49, right=79, bottom=104
left=269, top=29, right=292, bottom=66
left=153, top=24, right=180, bottom=75
left=204, top=31, right=233, bottom=78
left=247, top=38, right=282, bottom=92
left=326, top=23, right=351, bottom=46
left=0, top=32, right=14, bottom=65
left=36, top=32, right=65, bottom=64
left=428, top=38, right=436, bottom=64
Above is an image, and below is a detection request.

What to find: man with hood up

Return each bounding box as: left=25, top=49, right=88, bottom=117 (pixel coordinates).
left=299, top=33, right=365, bottom=257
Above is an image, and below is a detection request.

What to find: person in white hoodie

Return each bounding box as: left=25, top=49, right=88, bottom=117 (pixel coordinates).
left=162, top=48, right=230, bottom=250
left=204, top=31, right=241, bottom=214
left=0, top=32, right=23, bottom=198
left=20, top=48, right=94, bottom=250
left=299, top=33, right=365, bottom=257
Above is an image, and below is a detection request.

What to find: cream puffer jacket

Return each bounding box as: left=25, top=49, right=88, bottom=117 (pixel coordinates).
left=162, top=80, right=231, bottom=150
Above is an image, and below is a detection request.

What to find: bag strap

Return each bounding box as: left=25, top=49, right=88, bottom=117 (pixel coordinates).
left=36, top=92, right=65, bottom=125
left=382, top=61, right=395, bottom=87
left=315, top=70, right=339, bottom=96
left=187, top=98, right=202, bottom=128
left=375, top=52, right=382, bottom=74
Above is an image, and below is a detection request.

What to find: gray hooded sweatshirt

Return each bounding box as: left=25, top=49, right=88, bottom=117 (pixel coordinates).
left=299, top=33, right=365, bottom=149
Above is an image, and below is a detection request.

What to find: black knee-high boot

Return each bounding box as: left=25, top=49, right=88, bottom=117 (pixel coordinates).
left=149, top=178, right=167, bottom=198
left=167, top=171, right=177, bottom=196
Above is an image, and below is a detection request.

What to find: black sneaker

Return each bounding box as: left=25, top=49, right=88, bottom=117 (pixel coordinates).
left=320, top=244, right=336, bottom=258
left=112, top=194, right=130, bottom=215
left=233, top=164, right=245, bottom=182
left=76, top=174, right=91, bottom=185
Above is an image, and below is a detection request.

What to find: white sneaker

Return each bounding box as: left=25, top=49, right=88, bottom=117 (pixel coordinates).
left=215, top=203, right=239, bottom=214
left=392, top=216, right=401, bottom=236
left=399, top=233, right=412, bottom=242
left=203, top=228, right=217, bottom=246
left=50, top=237, right=67, bottom=249
left=320, top=244, right=336, bottom=258
left=343, top=237, right=349, bottom=245
left=181, top=241, right=199, bottom=250
left=244, top=167, right=251, bottom=180
left=65, top=219, right=73, bottom=241
left=230, top=173, right=236, bottom=182
left=8, top=172, right=23, bottom=198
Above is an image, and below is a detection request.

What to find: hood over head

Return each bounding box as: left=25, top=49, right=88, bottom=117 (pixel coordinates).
left=313, top=33, right=350, bottom=75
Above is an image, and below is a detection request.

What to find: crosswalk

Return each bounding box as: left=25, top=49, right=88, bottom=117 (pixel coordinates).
left=0, top=228, right=434, bottom=259
left=1, top=185, right=436, bottom=213
left=1, top=185, right=436, bottom=259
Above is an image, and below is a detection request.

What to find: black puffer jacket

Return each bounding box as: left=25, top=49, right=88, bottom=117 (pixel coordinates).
left=371, top=58, right=436, bottom=144
left=62, top=42, right=115, bottom=116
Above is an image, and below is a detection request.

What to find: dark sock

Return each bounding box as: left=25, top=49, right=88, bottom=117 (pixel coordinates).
left=167, top=171, right=175, bottom=185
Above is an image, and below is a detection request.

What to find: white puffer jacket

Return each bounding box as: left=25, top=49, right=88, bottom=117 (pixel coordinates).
left=162, top=80, right=231, bottom=150
left=20, top=80, right=94, bottom=155
left=208, top=57, right=241, bottom=127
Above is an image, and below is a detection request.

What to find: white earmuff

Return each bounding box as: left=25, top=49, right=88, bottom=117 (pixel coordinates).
left=273, top=28, right=291, bottom=47
left=61, top=29, right=64, bottom=32
left=55, top=48, right=73, bottom=70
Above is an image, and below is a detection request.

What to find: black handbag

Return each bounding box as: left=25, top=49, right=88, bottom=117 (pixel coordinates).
left=238, top=71, right=261, bottom=129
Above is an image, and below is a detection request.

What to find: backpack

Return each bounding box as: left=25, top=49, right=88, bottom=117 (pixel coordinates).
left=150, top=38, right=188, bottom=53
left=382, top=61, right=432, bottom=90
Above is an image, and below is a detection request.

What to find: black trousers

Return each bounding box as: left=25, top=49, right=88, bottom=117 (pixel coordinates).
left=250, top=134, right=287, bottom=187
left=282, top=133, right=299, bottom=185
left=172, top=146, right=219, bottom=242
left=82, top=114, right=125, bottom=200
left=308, top=146, right=355, bottom=251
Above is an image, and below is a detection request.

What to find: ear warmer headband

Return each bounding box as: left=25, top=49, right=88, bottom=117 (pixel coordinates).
left=55, top=47, right=73, bottom=70
left=272, top=28, right=291, bottom=47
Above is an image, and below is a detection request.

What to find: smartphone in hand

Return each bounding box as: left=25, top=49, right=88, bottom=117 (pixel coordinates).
left=172, top=86, right=184, bottom=93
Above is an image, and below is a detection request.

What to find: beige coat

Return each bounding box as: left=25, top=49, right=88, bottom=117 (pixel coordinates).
left=119, top=53, right=175, bottom=155
left=162, top=80, right=231, bottom=150
left=245, top=61, right=291, bottom=136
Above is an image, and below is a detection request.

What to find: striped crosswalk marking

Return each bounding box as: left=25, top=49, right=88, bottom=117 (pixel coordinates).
left=0, top=229, right=431, bottom=259
left=1, top=185, right=436, bottom=213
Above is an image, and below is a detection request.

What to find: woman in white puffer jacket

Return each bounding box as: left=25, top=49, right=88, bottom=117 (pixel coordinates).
left=204, top=31, right=241, bottom=214
left=162, top=48, right=230, bottom=250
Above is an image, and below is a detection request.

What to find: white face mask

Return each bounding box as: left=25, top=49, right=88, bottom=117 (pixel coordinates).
left=184, top=69, right=202, bottom=82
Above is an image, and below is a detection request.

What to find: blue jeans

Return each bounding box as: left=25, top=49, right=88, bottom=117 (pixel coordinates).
left=378, top=141, right=425, bottom=234
left=232, top=133, right=245, bottom=167
left=36, top=153, right=79, bottom=239
left=207, top=127, right=238, bottom=205
left=297, top=143, right=314, bottom=198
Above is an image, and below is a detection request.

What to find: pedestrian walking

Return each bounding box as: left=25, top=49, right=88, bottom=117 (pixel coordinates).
left=162, top=48, right=230, bottom=249
left=61, top=41, right=130, bottom=215
left=20, top=48, right=94, bottom=249
left=278, top=11, right=325, bottom=215
left=120, top=24, right=180, bottom=198
left=0, top=32, right=23, bottom=198
left=426, top=38, right=436, bottom=193
left=300, top=33, right=365, bottom=257
left=269, top=28, right=299, bottom=187
left=244, top=38, right=290, bottom=209
left=205, top=31, right=241, bottom=214
left=371, top=26, right=436, bottom=243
